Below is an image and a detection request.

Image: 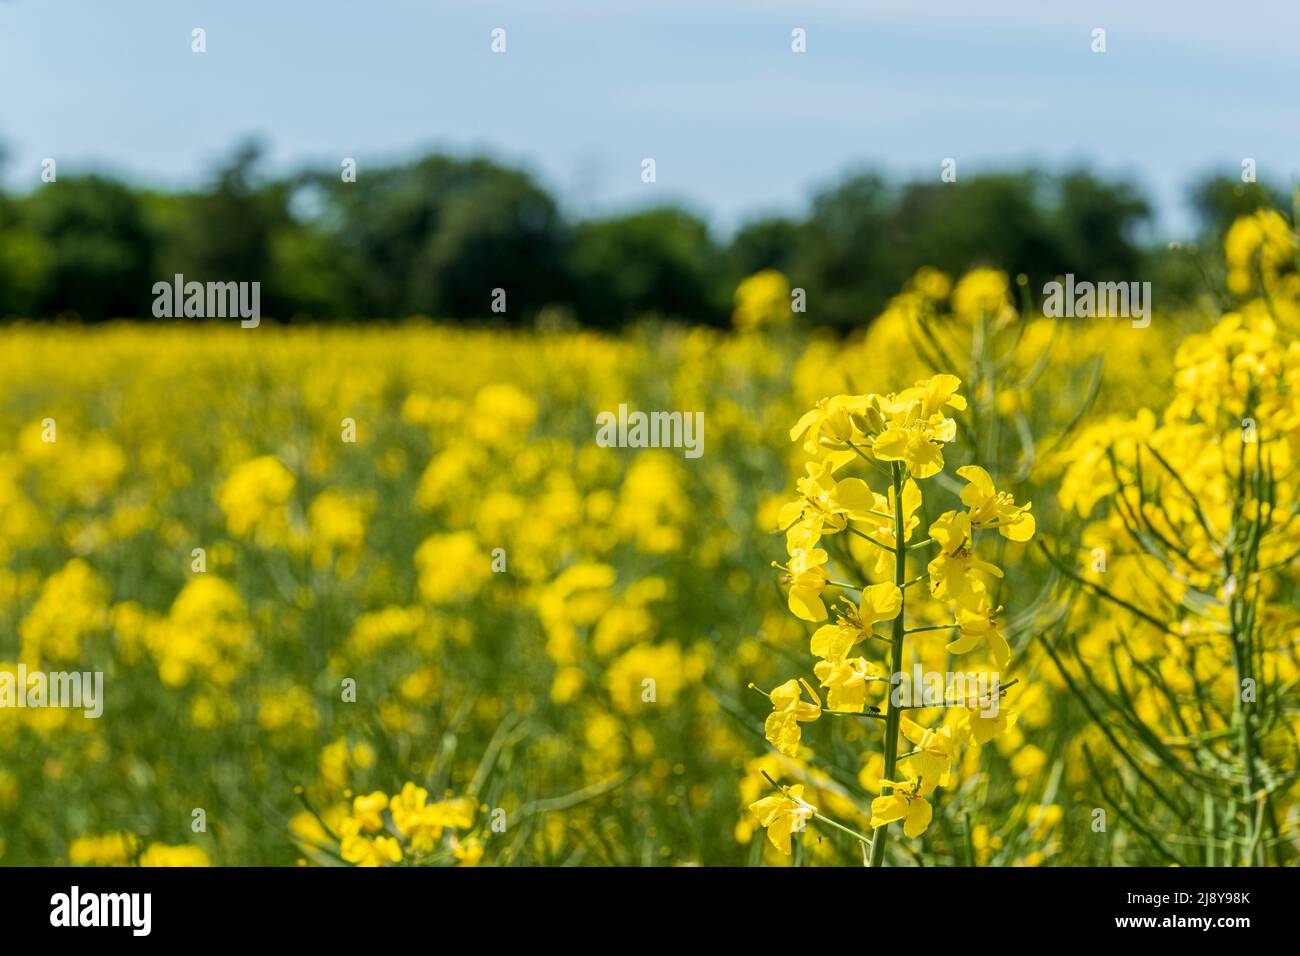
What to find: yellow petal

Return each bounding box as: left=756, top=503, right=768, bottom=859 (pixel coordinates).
left=764, top=710, right=802, bottom=757
left=904, top=797, right=933, bottom=838
left=789, top=407, right=822, bottom=443
left=1002, top=511, right=1035, bottom=542
left=900, top=479, right=923, bottom=535
left=832, top=477, right=877, bottom=518
left=946, top=631, right=982, bottom=655
left=870, top=794, right=909, bottom=828
left=769, top=678, right=802, bottom=710
left=825, top=677, right=867, bottom=713
left=899, top=715, right=929, bottom=745
left=989, top=629, right=1012, bottom=670
left=786, top=518, right=824, bottom=553
left=789, top=586, right=827, bottom=622
left=871, top=428, right=909, bottom=461
left=811, top=623, right=858, bottom=662
left=956, top=464, right=995, bottom=506
left=904, top=437, right=944, bottom=479
left=766, top=814, right=795, bottom=854
left=861, top=582, right=903, bottom=623
left=748, top=794, right=788, bottom=827
left=777, top=500, right=805, bottom=528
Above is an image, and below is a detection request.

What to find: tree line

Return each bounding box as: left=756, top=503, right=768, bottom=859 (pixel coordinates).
left=0, top=140, right=1286, bottom=327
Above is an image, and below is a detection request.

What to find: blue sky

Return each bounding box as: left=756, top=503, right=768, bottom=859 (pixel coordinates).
left=2, top=0, right=1296, bottom=236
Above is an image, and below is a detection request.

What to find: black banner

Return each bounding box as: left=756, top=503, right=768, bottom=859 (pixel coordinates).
left=0, top=865, right=1281, bottom=942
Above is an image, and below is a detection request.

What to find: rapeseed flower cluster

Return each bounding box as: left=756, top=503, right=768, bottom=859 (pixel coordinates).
left=751, top=373, right=1034, bottom=863
left=1053, top=224, right=1300, bottom=863
left=291, top=781, right=482, bottom=867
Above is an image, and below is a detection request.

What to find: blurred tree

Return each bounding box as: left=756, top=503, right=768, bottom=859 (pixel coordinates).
left=1188, top=174, right=1290, bottom=239
left=774, top=169, right=1155, bottom=328
left=0, top=151, right=1233, bottom=326
left=726, top=216, right=802, bottom=278
left=23, top=175, right=155, bottom=320
left=0, top=190, right=53, bottom=318
left=154, top=139, right=291, bottom=317
left=886, top=173, right=1062, bottom=288
left=313, top=155, right=568, bottom=321
left=784, top=172, right=893, bottom=329
left=267, top=224, right=352, bottom=320
left=568, top=207, right=725, bottom=328
left=1052, top=170, right=1152, bottom=277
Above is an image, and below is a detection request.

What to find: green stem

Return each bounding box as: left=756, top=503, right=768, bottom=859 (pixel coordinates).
left=846, top=524, right=896, bottom=554
left=1228, top=431, right=1267, bottom=864
left=760, top=771, right=874, bottom=847
left=903, top=623, right=954, bottom=635
left=811, top=811, right=875, bottom=848
left=824, top=709, right=888, bottom=720
left=869, top=461, right=908, bottom=868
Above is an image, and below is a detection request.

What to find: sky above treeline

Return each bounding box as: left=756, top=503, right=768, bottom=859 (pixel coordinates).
left=2, top=0, right=1296, bottom=237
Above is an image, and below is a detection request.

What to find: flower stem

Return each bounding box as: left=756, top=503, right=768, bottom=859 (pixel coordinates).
left=812, top=811, right=874, bottom=847
left=903, top=623, right=954, bottom=635
left=869, top=461, right=908, bottom=867
left=761, top=770, right=874, bottom=848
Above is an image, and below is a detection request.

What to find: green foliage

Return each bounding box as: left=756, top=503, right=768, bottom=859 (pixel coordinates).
left=786, top=171, right=1153, bottom=329
left=569, top=208, right=726, bottom=328
left=309, top=155, right=569, bottom=320
left=24, top=176, right=156, bottom=320
left=0, top=150, right=1272, bottom=327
